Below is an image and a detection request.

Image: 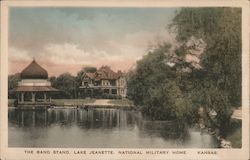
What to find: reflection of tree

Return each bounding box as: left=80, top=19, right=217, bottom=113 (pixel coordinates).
left=136, top=117, right=189, bottom=142
left=9, top=108, right=190, bottom=143
left=9, top=109, right=137, bottom=129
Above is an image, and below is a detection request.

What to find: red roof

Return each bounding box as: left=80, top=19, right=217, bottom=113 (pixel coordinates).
left=85, top=72, right=95, bottom=79
left=83, top=66, right=125, bottom=81
left=21, top=60, right=48, bottom=79
left=95, top=66, right=119, bottom=80
left=117, top=70, right=125, bottom=77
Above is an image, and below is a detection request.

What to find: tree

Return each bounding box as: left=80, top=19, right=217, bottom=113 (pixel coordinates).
left=8, top=73, right=21, bottom=98
left=83, top=66, right=97, bottom=73
left=127, top=8, right=241, bottom=136
left=170, top=8, right=241, bottom=136
left=8, top=73, right=21, bottom=90
left=75, top=68, right=86, bottom=88
left=171, top=8, right=241, bottom=106
left=51, top=73, right=77, bottom=98
left=127, top=44, right=192, bottom=120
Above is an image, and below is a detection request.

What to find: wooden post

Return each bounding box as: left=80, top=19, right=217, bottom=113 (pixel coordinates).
left=21, top=92, right=24, bottom=103
left=44, top=92, right=47, bottom=102
left=17, top=93, right=20, bottom=103
left=31, top=92, right=36, bottom=102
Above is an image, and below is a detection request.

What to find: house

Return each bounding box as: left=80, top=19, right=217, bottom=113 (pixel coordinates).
left=79, top=66, right=127, bottom=98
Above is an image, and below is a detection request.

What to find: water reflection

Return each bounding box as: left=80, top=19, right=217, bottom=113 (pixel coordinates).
left=8, top=108, right=218, bottom=148
left=9, top=108, right=137, bottom=129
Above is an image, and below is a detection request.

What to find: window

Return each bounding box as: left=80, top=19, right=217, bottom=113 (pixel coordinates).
left=104, top=89, right=109, bottom=94
left=112, top=89, right=117, bottom=95
left=84, top=82, right=88, bottom=86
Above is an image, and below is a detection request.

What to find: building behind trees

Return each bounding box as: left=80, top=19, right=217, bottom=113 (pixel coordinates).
left=79, top=66, right=127, bottom=99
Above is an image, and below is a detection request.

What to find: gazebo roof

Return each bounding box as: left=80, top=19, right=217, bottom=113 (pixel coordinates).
left=20, top=60, right=48, bottom=79
left=11, top=86, right=59, bottom=92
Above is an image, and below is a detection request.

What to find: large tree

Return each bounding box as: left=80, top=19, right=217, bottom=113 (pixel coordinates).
left=171, top=8, right=241, bottom=107
left=170, top=8, right=241, bottom=136
left=127, top=8, right=241, bottom=136
left=127, top=44, right=192, bottom=120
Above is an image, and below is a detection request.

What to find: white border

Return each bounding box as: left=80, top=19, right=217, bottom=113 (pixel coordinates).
left=1, top=1, right=249, bottom=160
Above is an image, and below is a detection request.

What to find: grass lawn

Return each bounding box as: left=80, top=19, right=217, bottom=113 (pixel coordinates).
left=8, top=99, right=96, bottom=106
left=8, top=98, right=134, bottom=107
left=52, top=99, right=96, bottom=106
left=108, top=99, right=134, bottom=106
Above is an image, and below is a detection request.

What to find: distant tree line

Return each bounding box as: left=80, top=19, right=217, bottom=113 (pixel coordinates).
left=127, top=8, right=241, bottom=138
left=8, top=73, right=21, bottom=98
left=8, top=67, right=98, bottom=99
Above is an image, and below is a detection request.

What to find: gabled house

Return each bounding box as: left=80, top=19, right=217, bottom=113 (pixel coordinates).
left=79, top=66, right=127, bottom=98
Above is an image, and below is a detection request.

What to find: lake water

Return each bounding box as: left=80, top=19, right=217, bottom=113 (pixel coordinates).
left=8, top=108, right=218, bottom=148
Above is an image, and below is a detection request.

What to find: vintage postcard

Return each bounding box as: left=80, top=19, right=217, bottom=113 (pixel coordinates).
left=0, top=0, right=249, bottom=160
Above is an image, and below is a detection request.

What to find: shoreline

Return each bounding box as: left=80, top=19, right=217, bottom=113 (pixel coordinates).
left=8, top=98, right=135, bottom=110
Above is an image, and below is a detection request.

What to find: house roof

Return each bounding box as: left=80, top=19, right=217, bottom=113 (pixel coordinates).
left=95, top=66, right=119, bottom=80
left=85, top=72, right=96, bottom=79
left=82, top=66, right=126, bottom=81
left=20, top=60, right=48, bottom=79
left=117, top=70, right=125, bottom=78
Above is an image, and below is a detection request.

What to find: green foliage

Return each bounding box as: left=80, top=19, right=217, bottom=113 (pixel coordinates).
left=170, top=8, right=223, bottom=42
left=194, top=83, right=233, bottom=135
left=8, top=73, right=21, bottom=90
left=8, top=73, right=21, bottom=98
left=50, top=73, right=77, bottom=98
left=171, top=7, right=241, bottom=107
left=83, top=66, right=97, bottom=73
left=127, top=8, right=241, bottom=136
left=127, top=44, right=193, bottom=120
left=226, top=120, right=242, bottom=148
left=170, top=7, right=241, bottom=136
left=75, top=68, right=86, bottom=87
